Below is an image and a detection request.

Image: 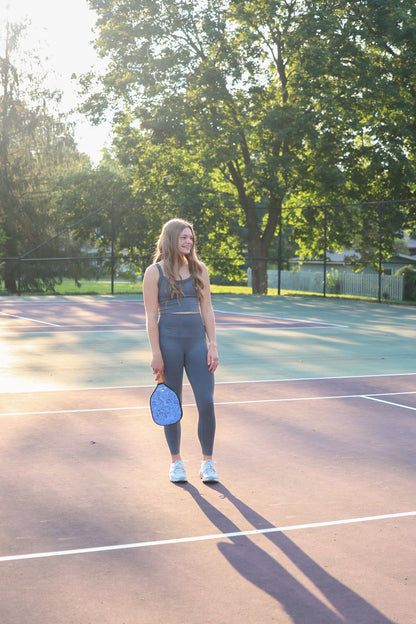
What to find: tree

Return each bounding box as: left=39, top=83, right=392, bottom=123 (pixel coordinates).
left=110, top=114, right=245, bottom=278
left=82, top=0, right=416, bottom=293
left=82, top=0, right=292, bottom=292
left=51, top=157, right=142, bottom=278
left=0, top=20, right=86, bottom=293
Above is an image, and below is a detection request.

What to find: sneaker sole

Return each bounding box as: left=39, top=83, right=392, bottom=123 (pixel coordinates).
left=170, top=476, right=187, bottom=483
left=200, top=474, right=219, bottom=483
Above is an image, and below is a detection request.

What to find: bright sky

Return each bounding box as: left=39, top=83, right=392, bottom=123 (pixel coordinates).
left=0, top=0, right=110, bottom=164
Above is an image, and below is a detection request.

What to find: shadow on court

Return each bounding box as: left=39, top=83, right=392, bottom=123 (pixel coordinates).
left=1, top=295, right=415, bottom=623
left=180, top=483, right=394, bottom=624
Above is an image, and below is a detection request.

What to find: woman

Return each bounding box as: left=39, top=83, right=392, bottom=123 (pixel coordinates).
left=143, top=218, right=219, bottom=483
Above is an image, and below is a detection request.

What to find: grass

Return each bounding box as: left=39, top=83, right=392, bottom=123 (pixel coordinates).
left=53, top=280, right=143, bottom=296
left=51, top=280, right=254, bottom=296
left=1, top=279, right=415, bottom=305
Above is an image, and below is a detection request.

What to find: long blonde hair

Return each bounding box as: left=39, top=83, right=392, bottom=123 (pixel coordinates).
left=153, top=218, right=204, bottom=300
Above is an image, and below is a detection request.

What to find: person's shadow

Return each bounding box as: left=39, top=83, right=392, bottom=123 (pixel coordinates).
left=178, top=482, right=394, bottom=624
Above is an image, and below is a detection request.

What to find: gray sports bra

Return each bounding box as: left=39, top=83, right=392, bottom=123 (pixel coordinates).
left=156, top=263, right=200, bottom=314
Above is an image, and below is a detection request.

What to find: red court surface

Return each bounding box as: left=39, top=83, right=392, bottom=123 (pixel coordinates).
left=0, top=298, right=342, bottom=333
left=1, top=374, right=415, bottom=624
left=0, top=296, right=415, bottom=624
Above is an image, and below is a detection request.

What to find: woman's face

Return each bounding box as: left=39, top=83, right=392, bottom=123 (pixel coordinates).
left=178, top=227, right=194, bottom=256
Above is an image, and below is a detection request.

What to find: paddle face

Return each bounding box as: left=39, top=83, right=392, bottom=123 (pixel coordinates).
left=150, top=382, right=182, bottom=426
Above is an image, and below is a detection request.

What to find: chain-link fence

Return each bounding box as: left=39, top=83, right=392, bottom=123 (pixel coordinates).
left=264, top=199, right=416, bottom=301
left=1, top=199, right=416, bottom=301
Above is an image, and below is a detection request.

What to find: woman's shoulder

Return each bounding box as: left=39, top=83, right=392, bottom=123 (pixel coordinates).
left=198, top=261, right=209, bottom=276
left=143, top=263, right=162, bottom=282
left=195, top=259, right=207, bottom=272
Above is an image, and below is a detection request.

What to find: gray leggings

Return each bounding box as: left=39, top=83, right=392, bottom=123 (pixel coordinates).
left=159, top=313, right=216, bottom=456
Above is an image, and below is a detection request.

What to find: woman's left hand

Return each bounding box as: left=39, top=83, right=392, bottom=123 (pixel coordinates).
left=207, top=343, right=219, bottom=373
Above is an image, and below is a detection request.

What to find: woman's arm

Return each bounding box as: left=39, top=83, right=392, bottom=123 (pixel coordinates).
left=199, top=263, right=219, bottom=373
left=143, top=264, right=164, bottom=380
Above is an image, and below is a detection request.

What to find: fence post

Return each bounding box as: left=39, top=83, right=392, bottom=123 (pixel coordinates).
left=378, top=202, right=383, bottom=303
left=111, top=199, right=115, bottom=295
left=323, top=205, right=328, bottom=297
left=18, top=256, right=22, bottom=296
left=277, top=207, right=282, bottom=295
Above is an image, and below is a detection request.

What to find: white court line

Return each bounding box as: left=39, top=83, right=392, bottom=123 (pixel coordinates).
left=214, top=322, right=347, bottom=328
left=363, top=396, right=416, bottom=412
left=1, top=391, right=415, bottom=418
left=2, top=326, right=146, bottom=332
left=1, top=304, right=347, bottom=331
left=3, top=323, right=145, bottom=329
left=0, top=299, right=142, bottom=305
left=215, top=372, right=416, bottom=385
left=213, top=307, right=348, bottom=327
left=2, top=323, right=344, bottom=335
left=1, top=511, right=414, bottom=563
left=2, top=328, right=148, bottom=335
left=0, top=312, right=60, bottom=327
left=0, top=372, right=415, bottom=395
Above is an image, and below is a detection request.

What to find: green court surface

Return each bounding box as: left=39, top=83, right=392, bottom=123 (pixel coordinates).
left=211, top=294, right=416, bottom=382
left=0, top=294, right=415, bottom=392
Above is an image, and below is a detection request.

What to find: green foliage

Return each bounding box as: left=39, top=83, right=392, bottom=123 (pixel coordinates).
left=110, top=116, right=245, bottom=276
left=395, top=264, right=416, bottom=301
left=394, top=237, right=409, bottom=255
left=326, top=269, right=341, bottom=294
left=82, top=0, right=416, bottom=294
left=0, top=20, right=89, bottom=293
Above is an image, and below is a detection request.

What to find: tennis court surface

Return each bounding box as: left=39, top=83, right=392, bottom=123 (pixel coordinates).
left=0, top=294, right=415, bottom=624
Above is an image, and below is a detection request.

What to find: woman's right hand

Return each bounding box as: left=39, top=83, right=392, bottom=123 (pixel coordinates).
left=151, top=353, right=164, bottom=381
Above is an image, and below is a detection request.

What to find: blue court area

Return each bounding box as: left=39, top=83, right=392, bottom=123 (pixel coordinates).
left=0, top=294, right=415, bottom=623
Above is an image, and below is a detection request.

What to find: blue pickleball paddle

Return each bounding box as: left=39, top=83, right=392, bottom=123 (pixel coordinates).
left=150, top=375, right=182, bottom=426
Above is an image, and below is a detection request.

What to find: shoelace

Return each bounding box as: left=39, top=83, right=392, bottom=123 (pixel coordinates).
left=172, top=462, right=185, bottom=474
left=202, top=461, right=216, bottom=476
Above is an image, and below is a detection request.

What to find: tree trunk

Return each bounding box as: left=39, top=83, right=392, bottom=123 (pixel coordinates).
left=4, top=267, right=18, bottom=294
left=249, top=237, right=269, bottom=294
left=2, top=230, right=18, bottom=293
left=1, top=26, right=18, bottom=294
left=226, top=160, right=282, bottom=295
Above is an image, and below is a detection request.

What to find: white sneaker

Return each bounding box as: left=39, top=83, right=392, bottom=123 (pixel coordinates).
left=199, top=459, right=219, bottom=483
left=169, top=460, right=187, bottom=483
